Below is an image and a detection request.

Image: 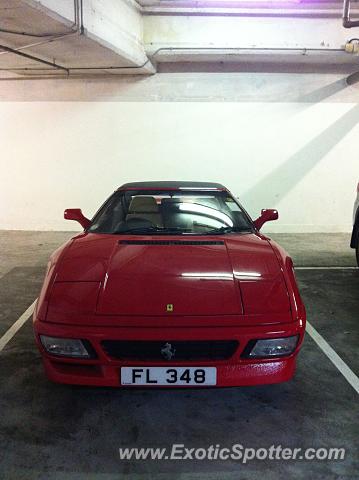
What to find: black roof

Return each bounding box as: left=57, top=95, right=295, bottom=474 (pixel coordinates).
left=118, top=181, right=226, bottom=190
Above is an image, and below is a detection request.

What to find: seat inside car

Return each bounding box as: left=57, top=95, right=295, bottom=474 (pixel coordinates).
left=126, top=196, right=163, bottom=227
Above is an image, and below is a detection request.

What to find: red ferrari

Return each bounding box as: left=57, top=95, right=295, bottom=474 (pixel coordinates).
left=33, top=182, right=306, bottom=387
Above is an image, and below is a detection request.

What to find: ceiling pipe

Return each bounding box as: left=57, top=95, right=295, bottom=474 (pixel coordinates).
left=58, top=46, right=348, bottom=72
left=343, top=0, right=359, bottom=28
left=0, top=31, right=80, bottom=58
left=0, top=44, right=69, bottom=74
left=0, top=46, right=348, bottom=78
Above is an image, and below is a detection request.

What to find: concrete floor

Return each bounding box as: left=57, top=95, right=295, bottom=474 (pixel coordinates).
left=0, top=231, right=358, bottom=480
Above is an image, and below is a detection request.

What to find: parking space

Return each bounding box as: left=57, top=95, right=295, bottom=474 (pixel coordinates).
left=0, top=232, right=358, bottom=480
left=297, top=269, right=359, bottom=375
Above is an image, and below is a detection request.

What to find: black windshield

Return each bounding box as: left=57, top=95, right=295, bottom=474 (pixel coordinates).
left=88, top=190, right=253, bottom=235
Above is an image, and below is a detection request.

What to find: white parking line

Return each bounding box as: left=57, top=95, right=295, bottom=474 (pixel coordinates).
left=296, top=266, right=358, bottom=270
left=0, top=299, right=37, bottom=352
left=306, top=321, right=359, bottom=395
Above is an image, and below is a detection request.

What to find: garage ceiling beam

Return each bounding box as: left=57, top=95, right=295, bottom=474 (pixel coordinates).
left=141, top=0, right=359, bottom=17
left=31, top=0, right=151, bottom=68
left=0, top=0, right=155, bottom=76
left=143, top=14, right=359, bottom=66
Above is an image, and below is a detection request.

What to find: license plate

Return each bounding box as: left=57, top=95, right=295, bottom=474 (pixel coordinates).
left=121, top=367, right=217, bottom=386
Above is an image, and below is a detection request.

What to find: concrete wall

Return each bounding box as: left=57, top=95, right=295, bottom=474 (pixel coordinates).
left=1, top=72, right=358, bottom=232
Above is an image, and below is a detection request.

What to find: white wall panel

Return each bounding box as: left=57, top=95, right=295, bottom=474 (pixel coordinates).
left=0, top=96, right=357, bottom=232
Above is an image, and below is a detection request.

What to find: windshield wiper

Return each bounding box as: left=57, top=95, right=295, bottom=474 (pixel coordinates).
left=115, top=226, right=161, bottom=234
left=115, top=226, right=192, bottom=235
left=205, top=226, right=236, bottom=235
left=206, top=226, right=253, bottom=235
left=115, top=225, right=246, bottom=235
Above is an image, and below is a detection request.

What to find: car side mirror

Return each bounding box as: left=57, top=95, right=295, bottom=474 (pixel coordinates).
left=64, top=209, right=91, bottom=229
left=254, top=209, right=279, bottom=230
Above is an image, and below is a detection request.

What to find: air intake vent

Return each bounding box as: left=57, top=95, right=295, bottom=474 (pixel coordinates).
left=119, top=240, right=224, bottom=246
left=102, top=340, right=238, bottom=361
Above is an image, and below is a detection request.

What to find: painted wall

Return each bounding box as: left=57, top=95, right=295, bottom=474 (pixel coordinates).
left=0, top=73, right=358, bottom=232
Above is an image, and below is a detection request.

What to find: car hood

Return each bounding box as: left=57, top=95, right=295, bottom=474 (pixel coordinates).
left=54, top=233, right=291, bottom=318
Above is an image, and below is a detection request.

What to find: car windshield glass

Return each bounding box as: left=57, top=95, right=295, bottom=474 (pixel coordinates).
left=88, top=190, right=253, bottom=235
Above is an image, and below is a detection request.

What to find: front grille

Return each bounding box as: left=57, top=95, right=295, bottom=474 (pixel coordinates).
left=119, top=240, right=224, bottom=246
left=101, top=340, right=238, bottom=361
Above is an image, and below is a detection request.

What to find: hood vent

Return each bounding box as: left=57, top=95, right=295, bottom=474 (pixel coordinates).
left=119, top=240, right=224, bottom=246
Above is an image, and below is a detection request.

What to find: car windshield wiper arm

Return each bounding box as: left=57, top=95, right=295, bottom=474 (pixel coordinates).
left=115, top=226, right=161, bottom=234
left=115, top=225, right=245, bottom=235
left=115, top=226, right=192, bottom=235
left=205, top=226, right=237, bottom=235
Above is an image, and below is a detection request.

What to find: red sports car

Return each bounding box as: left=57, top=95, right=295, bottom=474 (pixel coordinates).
left=33, top=182, right=306, bottom=387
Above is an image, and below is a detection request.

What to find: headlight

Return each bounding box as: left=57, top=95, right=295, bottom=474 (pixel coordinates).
left=242, top=335, right=299, bottom=358
left=40, top=335, right=94, bottom=358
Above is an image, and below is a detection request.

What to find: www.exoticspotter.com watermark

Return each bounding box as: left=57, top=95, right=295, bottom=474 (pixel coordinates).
left=118, top=444, right=346, bottom=463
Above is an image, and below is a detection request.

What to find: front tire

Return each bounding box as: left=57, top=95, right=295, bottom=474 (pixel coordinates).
left=356, top=243, right=359, bottom=267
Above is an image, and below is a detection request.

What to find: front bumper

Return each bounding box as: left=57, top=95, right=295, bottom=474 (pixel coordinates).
left=33, top=317, right=305, bottom=387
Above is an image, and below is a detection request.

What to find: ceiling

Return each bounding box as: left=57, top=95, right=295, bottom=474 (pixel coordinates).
left=1, top=0, right=359, bottom=78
